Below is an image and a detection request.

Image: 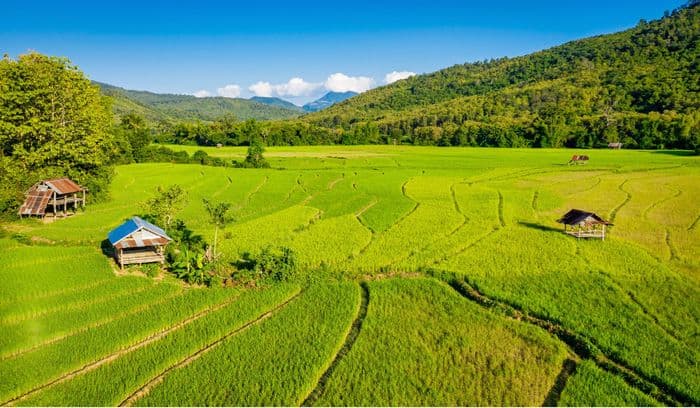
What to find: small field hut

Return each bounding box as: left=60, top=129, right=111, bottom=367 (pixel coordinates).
left=18, top=178, right=86, bottom=218
left=557, top=209, right=612, bottom=240
left=108, top=216, right=172, bottom=269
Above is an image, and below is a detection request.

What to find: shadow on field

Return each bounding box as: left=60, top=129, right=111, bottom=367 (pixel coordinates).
left=649, top=150, right=696, bottom=157
left=100, top=239, right=114, bottom=258
left=518, top=221, right=561, bottom=233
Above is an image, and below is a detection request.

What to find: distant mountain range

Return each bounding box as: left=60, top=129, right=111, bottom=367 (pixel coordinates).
left=250, top=91, right=359, bottom=112
left=302, top=91, right=358, bottom=112
left=97, top=82, right=360, bottom=123
left=96, top=82, right=302, bottom=123
left=250, top=96, right=304, bottom=112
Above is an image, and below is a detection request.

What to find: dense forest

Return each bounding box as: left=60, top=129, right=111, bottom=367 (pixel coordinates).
left=300, top=3, right=699, bottom=149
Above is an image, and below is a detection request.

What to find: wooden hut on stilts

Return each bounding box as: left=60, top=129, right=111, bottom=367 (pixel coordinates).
left=557, top=209, right=612, bottom=240
left=18, top=178, right=86, bottom=218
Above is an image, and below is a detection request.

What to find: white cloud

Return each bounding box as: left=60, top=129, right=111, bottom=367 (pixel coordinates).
left=216, top=84, right=241, bottom=98
left=384, top=70, right=416, bottom=84
left=249, top=81, right=274, bottom=97
left=249, top=78, right=322, bottom=98
left=275, top=77, right=323, bottom=97
left=193, top=89, right=212, bottom=98
left=325, top=73, right=375, bottom=93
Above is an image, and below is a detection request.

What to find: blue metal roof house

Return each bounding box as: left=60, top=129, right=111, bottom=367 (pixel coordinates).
left=108, top=216, right=172, bottom=268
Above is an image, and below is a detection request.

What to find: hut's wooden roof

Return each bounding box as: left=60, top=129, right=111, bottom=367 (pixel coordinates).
left=557, top=209, right=611, bottom=226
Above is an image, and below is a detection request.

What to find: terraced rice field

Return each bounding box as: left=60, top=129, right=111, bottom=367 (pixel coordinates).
left=2, top=146, right=698, bottom=406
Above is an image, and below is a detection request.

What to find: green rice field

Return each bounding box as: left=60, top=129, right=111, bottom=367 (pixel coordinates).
left=2, top=146, right=698, bottom=406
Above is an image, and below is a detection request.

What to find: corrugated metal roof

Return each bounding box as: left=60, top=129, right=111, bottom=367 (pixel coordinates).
left=114, top=237, right=171, bottom=249
left=557, top=209, right=611, bottom=225
left=18, top=189, right=52, bottom=215
left=44, top=178, right=83, bottom=194
left=108, top=216, right=172, bottom=247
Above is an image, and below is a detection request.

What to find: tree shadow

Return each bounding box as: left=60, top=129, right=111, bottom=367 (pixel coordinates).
left=518, top=221, right=561, bottom=233
left=648, top=150, right=696, bottom=157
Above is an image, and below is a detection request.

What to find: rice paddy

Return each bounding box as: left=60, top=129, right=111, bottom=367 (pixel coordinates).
left=2, top=146, right=698, bottom=406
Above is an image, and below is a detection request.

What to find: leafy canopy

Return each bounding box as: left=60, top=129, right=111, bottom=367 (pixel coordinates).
left=0, top=52, right=117, bottom=212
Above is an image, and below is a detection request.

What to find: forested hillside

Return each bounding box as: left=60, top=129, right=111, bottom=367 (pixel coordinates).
left=97, top=83, right=302, bottom=123
left=304, top=3, right=699, bottom=149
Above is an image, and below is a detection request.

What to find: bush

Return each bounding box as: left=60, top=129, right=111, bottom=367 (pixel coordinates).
left=236, top=245, right=298, bottom=283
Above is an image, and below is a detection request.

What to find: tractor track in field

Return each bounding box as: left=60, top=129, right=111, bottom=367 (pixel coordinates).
left=432, top=227, right=501, bottom=265
left=355, top=198, right=378, bottom=234
left=642, top=188, right=682, bottom=219
left=542, top=358, right=578, bottom=407
left=608, top=179, right=631, bottom=224
left=497, top=191, right=506, bottom=227
left=574, top=177, right=602, bottom=196
left=665, top=229, right=680, bottom=261
left=448, top=182, right=469, bottom=236
left=2, top=293, right=243, bottom=406
left=210, top=175, right=235, bottom=198
left=445, top=278, right=691, bottom=406
left=119, top=290, right=303, bottom=407
left=302, top=282, right=369, bottom=406
left=687, top=214, right=700, bottom=232
left=235, top=176, right=269, bottom=211
left=596, top=271, right=688, bottom=349
left=327, top=174, right=345, bottom=190
left=0, top=287, right=180, bottom=362
left=531, top=190, right=539, bottom=211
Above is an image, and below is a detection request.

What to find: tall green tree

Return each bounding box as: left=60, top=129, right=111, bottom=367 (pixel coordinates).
left=244, top=136, right=270, bottom=168
left=202, top=198, right=233, bottom=260
left=143, top=185, right=188, bottom=229
left=0, top=52, right=117, bottom=212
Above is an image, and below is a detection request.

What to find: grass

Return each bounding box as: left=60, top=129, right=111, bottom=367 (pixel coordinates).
left=314, top=278, right=568, bottom=406
left=135, top=283, right=360, bottom=406
left=2, top=146, right=698, bottom=406
left=559, top=360, right=661, bottom=406
left=16, top=283, right=300, bottom=406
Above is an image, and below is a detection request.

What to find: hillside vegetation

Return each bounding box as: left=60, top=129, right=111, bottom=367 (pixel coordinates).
left=304, top=4, right=699, bottom=149
left=97, top=82, right=301, bottom=123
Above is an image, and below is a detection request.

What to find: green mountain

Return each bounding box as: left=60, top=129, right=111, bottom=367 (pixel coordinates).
left=97, top=82, right=302, bottom=123
left=304, top=4, right=699, bottom=149
left=250, top=96, right=303, bottom=112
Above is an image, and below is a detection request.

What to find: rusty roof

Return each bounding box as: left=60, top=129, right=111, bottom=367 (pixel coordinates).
left=18, top=189, right=52, bottom=216
left=113, top=236, right=170, bottom=250
left=44, top=178, right=83, bottom=194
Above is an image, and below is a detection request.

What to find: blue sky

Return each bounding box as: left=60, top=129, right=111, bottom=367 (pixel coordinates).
left=1, top=0, right=684, bottom=104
